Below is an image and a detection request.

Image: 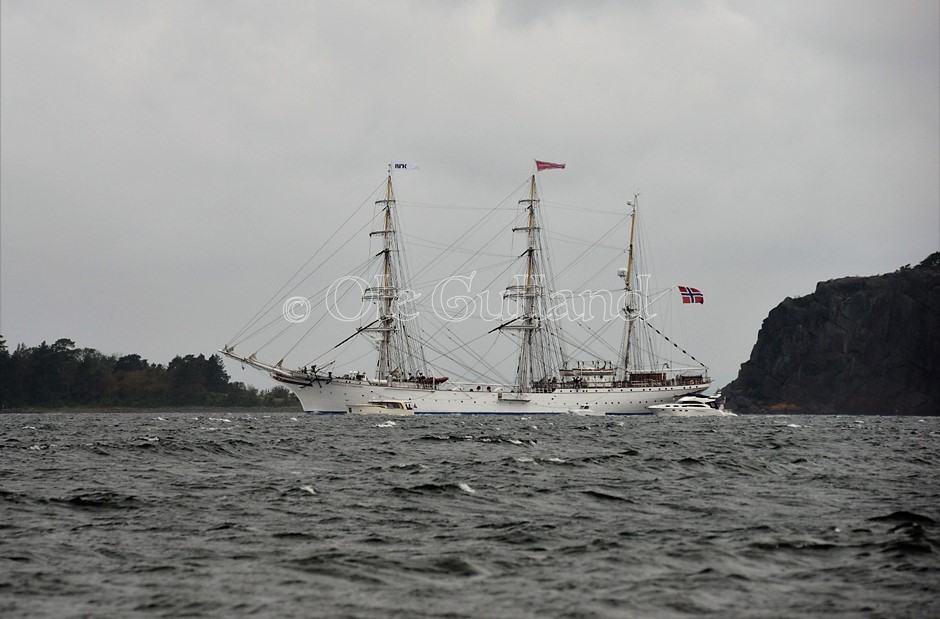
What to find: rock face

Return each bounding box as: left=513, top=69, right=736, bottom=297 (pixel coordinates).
left=724, top=253, right=940, bottom=415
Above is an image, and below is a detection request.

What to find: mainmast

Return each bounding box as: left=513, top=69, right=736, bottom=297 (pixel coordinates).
left=502, top=175, right=565, bottom=393
left=362, top=171, right=426, bottom=383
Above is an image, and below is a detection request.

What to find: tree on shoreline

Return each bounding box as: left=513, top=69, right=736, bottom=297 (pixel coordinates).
left=0, top=337, right=294, bottom=409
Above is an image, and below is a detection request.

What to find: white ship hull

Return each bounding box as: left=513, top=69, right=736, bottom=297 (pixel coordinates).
left=279, top=377, right=710, bottom=415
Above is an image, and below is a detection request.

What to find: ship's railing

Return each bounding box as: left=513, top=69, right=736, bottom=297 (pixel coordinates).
left=553, top=372, right=710, bottom=390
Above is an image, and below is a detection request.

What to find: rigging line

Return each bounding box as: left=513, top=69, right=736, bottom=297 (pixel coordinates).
left=548, top=222, right=629, bottom=250
left=553, top=214, right=629, bottom=283
left=547, top=235, right=624, bottom=251
left=409, top=213, right=507, bottom=284
left=422, top=324, right=509, bottom=384
left=228, top=187, right=385, bottom=345
left=288, top=255, right=420, bottom=369
left=471, top=331, right=501, bottom=368
left=402, top=334, right=469, bottom=379
left=492, top=342, right=525, bottom=374
left=531, top=188, right=569, bottom=367
left=230, top=253, right=378, bottom=349
left=428, top=214, right=516, bottom=284
left=446, top=337, right=519, bottom=386
left=635, top=314, right=708, bottom=369
left=233, top=252, right=377, bottom=342
left=563, top=247, right=629, bottom=298
left=439, top=325, right=508, bottom=381
left=250, top=307, right=302, bottom=359
left=475, top=252, right=530, bottom=293
left=541, top=200, right=627, bottom=216
left=464, top=207, right=548, bottom=295
left=410, top=247, right=524, bottom=350
left=419, top=326, right=507, bottom=384
left=405, top=226, right=512, bottom=303
left=306, top=345, right=375, bottom=372
left=400, top=242, right=431, bottom=372
left=408, top=178, right=529, bottom=285
left=412, top=332, right=505, bottom=386
left=422, top=356, right=494, bottom=386
left=412, top=261, right=528, bottom=356
left=249, top=255, right=378, bottom=360
left=239, top=276, right=379, bottom=364
left=229, top=180, right=385, bottom=345
left=423, top=365, right=474, bottom=385
left=487, top=316, right=521, bottom=334
left=407, top=258, right=511, bottom=293
left=568, top=318, right=622, bottom=359
left=555, top=333, right=606, bottom=363
left=408, top=208, right=527, bottom=348
left=278, top=290, right=355, bottom=361
left=325, top=320, right=381, bottom=354
left=399, top=201, right=497, bottom=211
left=401, top=233, right=514, bottom=257
left=429, top=359, right=507, bottom=387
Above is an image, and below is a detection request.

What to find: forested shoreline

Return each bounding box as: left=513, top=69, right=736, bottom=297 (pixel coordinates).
left=0, top=337, right=296, bottom=410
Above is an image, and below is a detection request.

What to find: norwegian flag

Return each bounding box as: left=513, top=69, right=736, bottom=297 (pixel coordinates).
left=535, top=160, right=566, bottom=171
left=678, top=286, right=704, bottom=304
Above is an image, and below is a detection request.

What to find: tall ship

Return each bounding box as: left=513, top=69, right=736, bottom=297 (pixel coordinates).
left=222, top=162, right=711, bottom=414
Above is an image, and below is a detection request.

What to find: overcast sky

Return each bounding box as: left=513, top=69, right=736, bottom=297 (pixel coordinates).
left=2, top=0, right=938, bottom=391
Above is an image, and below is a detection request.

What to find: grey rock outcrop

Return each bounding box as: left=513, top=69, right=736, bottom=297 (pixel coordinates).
left=724, top=253, right=940, bottom=415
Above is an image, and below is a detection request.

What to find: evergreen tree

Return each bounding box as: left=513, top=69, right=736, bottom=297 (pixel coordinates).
left=0, top=335, right=295, bottom=409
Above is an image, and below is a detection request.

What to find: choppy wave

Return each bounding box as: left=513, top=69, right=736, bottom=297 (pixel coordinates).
left=1, top=412, right=938, bottom=618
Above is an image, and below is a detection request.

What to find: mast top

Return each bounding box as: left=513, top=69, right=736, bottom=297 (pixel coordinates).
left=624, top=194, right=639, bottom=289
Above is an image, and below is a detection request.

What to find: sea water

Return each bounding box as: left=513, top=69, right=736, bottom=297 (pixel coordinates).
left=1, top=412, right=937, bottom=618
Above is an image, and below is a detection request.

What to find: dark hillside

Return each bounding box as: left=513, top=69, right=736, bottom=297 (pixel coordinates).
left=724, top=253, right=940, bottom=414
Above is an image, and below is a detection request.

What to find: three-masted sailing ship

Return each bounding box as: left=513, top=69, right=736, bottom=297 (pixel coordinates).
left=222, top=163, right=711, bottom=414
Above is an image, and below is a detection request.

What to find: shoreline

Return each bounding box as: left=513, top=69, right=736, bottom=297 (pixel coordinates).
left=1, top=406, right=300, bottom=414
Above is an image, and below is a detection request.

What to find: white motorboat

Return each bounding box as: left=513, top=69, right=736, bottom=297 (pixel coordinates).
left=348, top=399, right=415, bottom=415
left=648, top=394, right=737, bottom=417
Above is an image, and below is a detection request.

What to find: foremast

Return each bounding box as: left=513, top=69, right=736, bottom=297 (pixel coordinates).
left=361, top=170, right=427, bottom=384
left=502, top=175, right=566, bottom=394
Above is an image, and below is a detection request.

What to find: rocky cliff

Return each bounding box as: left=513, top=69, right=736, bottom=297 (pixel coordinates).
left=724, top=253, right=940, bottom=415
